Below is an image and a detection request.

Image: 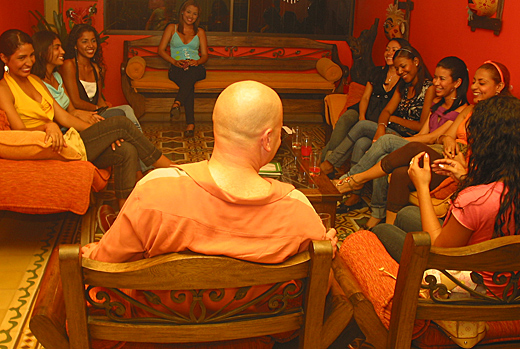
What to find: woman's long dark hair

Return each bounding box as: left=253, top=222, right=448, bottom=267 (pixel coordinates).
left=31, top=30, right=60, bottom=79
left=453, top=95, right=520, bottom=238
left=63, top=24, right=106, bottom=82
left=177, top=0, right=201, bottom=35
left=393, top=45, right=431, bottom=96
left=431, top=56, right=469, bottom=115
left=0, top=29, right=32, bottom=80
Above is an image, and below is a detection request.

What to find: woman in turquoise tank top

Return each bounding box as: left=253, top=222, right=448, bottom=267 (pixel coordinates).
left=158, top=0, right=208, bottom=137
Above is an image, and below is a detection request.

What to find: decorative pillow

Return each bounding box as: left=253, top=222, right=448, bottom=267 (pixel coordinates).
left=338, top=82, right=366, bottom=117
left=0, top=110, right=10, bottom=130
left=316, top=57, right=342, bottom=82
left=0, top=130, right=82, bottom=161
left=126, top=56, right=147, bottom=80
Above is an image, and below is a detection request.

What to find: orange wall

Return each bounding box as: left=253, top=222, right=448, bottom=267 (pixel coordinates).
left=354, top=0, right=520, bottom=98
left=0, top=0, right=43, bottom=34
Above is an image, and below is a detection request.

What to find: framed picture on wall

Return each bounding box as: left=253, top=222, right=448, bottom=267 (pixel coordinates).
left=468, top=0, right=505, bottom=36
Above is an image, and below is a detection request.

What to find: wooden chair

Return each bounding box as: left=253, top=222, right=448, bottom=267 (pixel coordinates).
left=31, top=240, right=354, bottom=349
left=333, top=231, right=520, bottom=348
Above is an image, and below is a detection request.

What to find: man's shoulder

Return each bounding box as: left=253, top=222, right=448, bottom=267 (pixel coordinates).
left=136, top=167, right=189, bottom=187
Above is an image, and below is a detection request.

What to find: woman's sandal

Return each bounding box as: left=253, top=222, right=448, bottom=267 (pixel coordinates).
left=334, top=175, right=363, bottom=194
left=170, top=102, right=181, bottom=120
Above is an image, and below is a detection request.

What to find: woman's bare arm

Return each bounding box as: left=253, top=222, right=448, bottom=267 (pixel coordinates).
left=60, top=59, right=98, bottom=111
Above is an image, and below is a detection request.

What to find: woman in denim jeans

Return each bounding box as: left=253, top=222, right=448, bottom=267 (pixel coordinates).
left=0, top=29, right=173, bottom=209
left=321, top=45, right=435, bottom=180
left=320, top=38, right=408, bottom=168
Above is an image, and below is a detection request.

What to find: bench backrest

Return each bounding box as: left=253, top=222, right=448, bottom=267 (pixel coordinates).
left=59, top=240, right=332, bottom=349
left=124, top=34, right=341, bottom=72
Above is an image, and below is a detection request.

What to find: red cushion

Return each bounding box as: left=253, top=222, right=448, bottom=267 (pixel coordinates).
left=0, top=159, right=109, bottom=214
left=337, top=82, right=365, bottom=117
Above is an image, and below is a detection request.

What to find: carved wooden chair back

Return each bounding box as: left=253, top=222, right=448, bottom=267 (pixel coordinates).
left=388, top=231, right=520, bottom=348
left=58, top=240, right=332, bottom=349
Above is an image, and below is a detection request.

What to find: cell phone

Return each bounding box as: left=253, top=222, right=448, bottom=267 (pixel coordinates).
left=95, top=106, right=108, bottom=114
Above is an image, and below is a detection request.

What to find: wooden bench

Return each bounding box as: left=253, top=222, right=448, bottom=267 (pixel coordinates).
left=121, top=34, right=347, bottom=119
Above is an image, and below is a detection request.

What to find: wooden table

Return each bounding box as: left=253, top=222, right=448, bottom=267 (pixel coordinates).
left=268, top=135, right=342, bottom=227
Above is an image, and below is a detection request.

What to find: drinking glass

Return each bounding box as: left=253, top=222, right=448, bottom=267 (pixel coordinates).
left=291, top=126, right=301, bottom=149
left=309, top=150, right=321, bottom=176
left=301, top=136, right=311, bottom=158
left=318, top=213, right=331, bottom=230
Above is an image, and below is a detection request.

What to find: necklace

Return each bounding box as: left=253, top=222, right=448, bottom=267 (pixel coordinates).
left=384, top=73, right=397, bottom=86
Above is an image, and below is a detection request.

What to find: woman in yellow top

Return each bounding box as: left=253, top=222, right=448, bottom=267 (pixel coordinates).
left=0, top=29, right=173, bottom=209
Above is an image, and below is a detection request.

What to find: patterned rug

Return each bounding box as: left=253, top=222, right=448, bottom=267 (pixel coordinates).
left=0, top=211, right=82, bottom=349
left=142, top=120, right=372, bottom=242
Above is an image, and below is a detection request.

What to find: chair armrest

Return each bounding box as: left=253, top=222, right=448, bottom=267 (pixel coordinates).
left=332, top=257, right=388, bottom=348
left=29, top=247, right=69, bottom=349
left=321, top=275, right=357, bottom=348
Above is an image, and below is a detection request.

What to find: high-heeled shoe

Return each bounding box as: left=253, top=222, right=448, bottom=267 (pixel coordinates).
left=170, top=105, right=180, bottom=120
left=334, top=175, right=363, bottom=194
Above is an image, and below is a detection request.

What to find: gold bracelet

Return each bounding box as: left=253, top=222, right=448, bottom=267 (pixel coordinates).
left=379, top=122, right=387, bottom=127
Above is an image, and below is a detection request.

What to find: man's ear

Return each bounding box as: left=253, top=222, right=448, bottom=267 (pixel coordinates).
left=261, top=128, right=273, bottom=153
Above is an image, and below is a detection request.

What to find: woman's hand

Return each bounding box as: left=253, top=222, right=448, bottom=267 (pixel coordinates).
left=174, top=60, right=188, bottom=69
left=372, top=124, right=386, bottom=142
left=111, top=139, right=125, bottom=151
left=431, top=158, right=467, bottom=182
left=74, top=110, right=104, bottom=124
left=442, top=135, right=458, bottom=159
left=325, top=228, right=338, bottom=258
left=408, top=152, right=432, bottom=191
left=187, top=59, right=199, bottom=67
left=44, top=122, right=67, bottom=153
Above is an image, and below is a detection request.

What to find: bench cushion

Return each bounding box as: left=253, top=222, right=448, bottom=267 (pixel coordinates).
left=0, top=159, right=110, bottom=215
left=131, top=70, right=336, bottom=92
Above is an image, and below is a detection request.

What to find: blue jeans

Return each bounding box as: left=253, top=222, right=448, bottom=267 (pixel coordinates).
left=321, top=109, right=359, bottom=162
left=325, top=120, right=379, bottom=167
left=339, top=134, right=405, bottom=219
left=371, top=206, right=443, bottom=262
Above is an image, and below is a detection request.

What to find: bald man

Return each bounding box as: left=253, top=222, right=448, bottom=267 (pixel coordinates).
left=83, top=80, right=337, bottom=263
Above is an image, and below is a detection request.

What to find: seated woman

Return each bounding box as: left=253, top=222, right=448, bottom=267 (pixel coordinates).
left=338, top=61, right=512, bottom=226
left=336, top=56, right=469, bottom=227
left=158, top=0, right=209, bottom=137
left=320, top=38, right=408, bottom=167
left=320, top=45, right=435, bottom=177
left=370, top=95, right=520, bottom=264
left=60, top=24, right=142, bottom=133
left=0, top=29, right=173, bottom=210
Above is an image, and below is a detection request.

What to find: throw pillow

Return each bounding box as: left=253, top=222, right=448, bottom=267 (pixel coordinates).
left=338, top=82, right=366, bottom=117
left=126, top=56, right=147, bottom=80
left=0, top=130, right=83, bottom=161
left=316, top=57, right=342, bottom=82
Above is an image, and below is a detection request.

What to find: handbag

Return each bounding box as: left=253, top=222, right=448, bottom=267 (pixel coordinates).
left=423, top=269, right=488, bottom=348
left=63, top=127, right=87, bottom=161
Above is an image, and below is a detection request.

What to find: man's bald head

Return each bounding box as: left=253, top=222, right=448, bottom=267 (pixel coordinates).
left=213, top=81, right=283, bottom=144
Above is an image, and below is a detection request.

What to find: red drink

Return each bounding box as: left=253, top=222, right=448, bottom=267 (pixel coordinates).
left=301, top=145, right=312, bottom=157
left=309, top=166, right=321, bottom=176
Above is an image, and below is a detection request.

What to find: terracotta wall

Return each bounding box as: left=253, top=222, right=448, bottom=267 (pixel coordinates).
left=353, top=0, right=520, bottom=98
left=0, top=0, right=43, bottom=34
